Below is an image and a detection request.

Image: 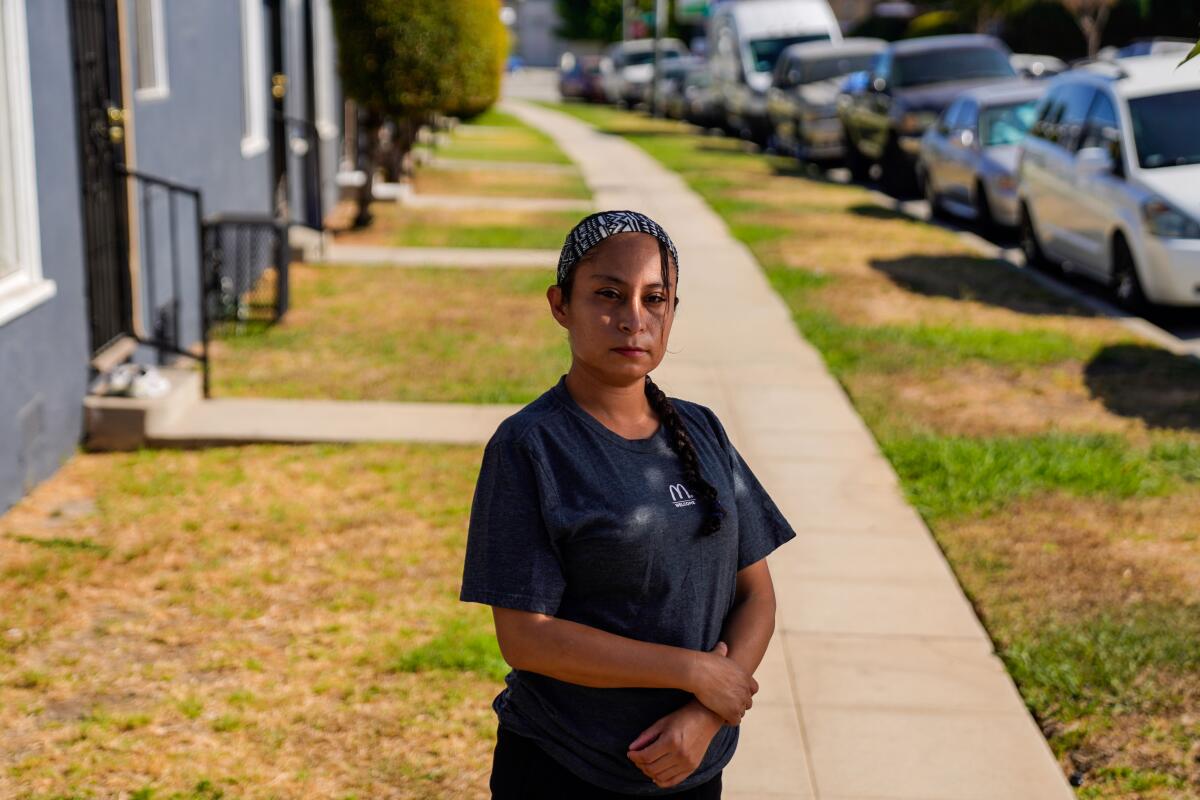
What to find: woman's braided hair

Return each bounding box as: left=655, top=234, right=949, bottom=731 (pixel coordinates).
left=557, top=212, right=726, bottom=535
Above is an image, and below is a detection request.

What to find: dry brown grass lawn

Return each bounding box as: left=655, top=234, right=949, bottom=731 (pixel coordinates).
left=0, top=443, right=499, bottom=800
left=333, top=204, right=579, bottom=251
left=209, top=264, right=569, bottom=403
left=412, top=166, right=590, bottom=200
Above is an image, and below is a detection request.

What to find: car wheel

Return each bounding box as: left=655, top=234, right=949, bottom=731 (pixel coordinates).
left=1111, top=237, right=1148, bottom=313
left=843, top=127, right=871, bottom=183
left=1019, top=202, right=1056, bottom=273
left=923, top=167, right=946, bottom=220
left=881, top=137, right=917, bottom=197
left=975, top=182, right=997, bottom=237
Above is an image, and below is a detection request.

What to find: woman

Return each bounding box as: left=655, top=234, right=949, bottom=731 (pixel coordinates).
left=460, top=210, right=796, bottom=797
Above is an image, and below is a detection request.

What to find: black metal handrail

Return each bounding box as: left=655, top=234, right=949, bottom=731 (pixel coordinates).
left=117, top=165, right=211, bottom=396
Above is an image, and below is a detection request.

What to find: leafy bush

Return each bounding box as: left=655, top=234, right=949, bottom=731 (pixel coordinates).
left=330, top=0, right=506, bottom=119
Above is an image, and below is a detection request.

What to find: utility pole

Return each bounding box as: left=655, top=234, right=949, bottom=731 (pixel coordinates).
left=651, top=0, right=667, bottom=116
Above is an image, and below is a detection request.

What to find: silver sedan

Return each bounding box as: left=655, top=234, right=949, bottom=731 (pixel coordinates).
left=917, top=81, right=1045, bottom=230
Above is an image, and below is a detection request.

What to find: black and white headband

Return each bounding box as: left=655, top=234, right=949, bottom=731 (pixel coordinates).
left=556, top=210, right=680, bottom=287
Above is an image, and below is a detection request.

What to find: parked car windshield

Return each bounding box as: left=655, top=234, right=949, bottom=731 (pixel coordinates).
left=979, top=100, right=1038, bottom=146
left=749, top=34, right=831, bottom=73
left=799, top=53, right=877, bottom=84
left=624, top=49, right=683, bottom=67
left=1129, top=89, right=1200, bottom=168
left=893, top=47, right=1015, bottom=88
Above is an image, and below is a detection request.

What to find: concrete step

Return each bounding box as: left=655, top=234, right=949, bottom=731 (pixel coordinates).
left=83, top=367, right=203, bottom=451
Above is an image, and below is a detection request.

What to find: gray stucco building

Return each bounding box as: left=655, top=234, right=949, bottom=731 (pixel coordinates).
left=0, top=0, right=343, bottom=515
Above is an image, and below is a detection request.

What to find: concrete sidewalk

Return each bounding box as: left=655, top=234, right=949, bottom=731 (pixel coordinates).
left=502, top=98, right=1075, bottom=800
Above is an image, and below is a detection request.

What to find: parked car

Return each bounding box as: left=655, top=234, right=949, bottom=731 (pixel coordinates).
left=708, top=0, right=842, bottom=145
left=1011, top=53, right=1067, bottom=79
left=839, top=34, right=1018, bottom=193
left=917, top=81, right=1044, bottom=231
left=680, top=63, right=724, bottom=130
left=1114, top=37, right=1196, bottom=59
left=601, top=38, right=691, bottom=108
left=559, top=53, right=606, bottom=103
left=657, top=55, right=705, bottom=118
left=766, top=37, right=886, bottom=161
left=1017, top=55, right=1200, bottom=309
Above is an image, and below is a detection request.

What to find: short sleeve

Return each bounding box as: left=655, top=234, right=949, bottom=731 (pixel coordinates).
left=699, top=407, right=797, bottom=570
left=460, top=433, right=567, bottom=615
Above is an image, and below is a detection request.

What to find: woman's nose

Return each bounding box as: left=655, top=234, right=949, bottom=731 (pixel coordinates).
left=617, top=299, right=645, bottom=333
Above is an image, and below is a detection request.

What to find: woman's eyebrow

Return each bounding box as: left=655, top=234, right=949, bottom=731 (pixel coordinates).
left=590, top=274, right=665, bottom=288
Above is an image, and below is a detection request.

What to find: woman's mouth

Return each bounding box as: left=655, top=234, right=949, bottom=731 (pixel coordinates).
left=612, top=348, right=648, bottom=358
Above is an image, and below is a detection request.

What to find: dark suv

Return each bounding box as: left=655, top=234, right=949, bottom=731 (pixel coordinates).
left=839, top=34, right=1017, bottom=193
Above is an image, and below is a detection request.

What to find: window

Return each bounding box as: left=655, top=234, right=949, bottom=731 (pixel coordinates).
left=748, top=34, right=830, bottom=74
left=980, top=100, right=1038, bottom=146
left=133, top=0, right=168, bottom=98
left=1055, top=84, right=1097, bottom=152
left=0, top=0, right=54, bottom=326
left=1079, top=91, right=1122, bottom=170
left=893, top=47, right=1015, bottom=89
left=240, top=0, right=268, bottom=157
left=957, top=100, right=979, bottom=132
left=938, top=99, right=963, bottom=135
left=1129, top=89, right=1200, bottom=169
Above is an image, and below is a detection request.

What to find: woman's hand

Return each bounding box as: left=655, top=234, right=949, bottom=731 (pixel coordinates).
left=627, top=698, right=724, bottom=789
left=687, top=641, right=757, bottom=726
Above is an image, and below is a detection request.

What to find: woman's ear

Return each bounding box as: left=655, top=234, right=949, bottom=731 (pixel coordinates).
left=547, top=285, right=569, bottom=329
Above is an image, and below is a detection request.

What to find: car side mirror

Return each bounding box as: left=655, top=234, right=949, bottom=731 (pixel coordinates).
left=871, top=76, right=888, bottom=93
left=956, top=129, right=976, bottom=148
left=1076, top=146, right=1114, bottom=177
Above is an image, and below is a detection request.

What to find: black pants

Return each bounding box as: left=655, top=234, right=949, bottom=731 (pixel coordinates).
left=490, top=725, right=722, bottom=799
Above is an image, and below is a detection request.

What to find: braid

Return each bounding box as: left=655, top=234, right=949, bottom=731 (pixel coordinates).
left=644, top=376, right=726, bottom=535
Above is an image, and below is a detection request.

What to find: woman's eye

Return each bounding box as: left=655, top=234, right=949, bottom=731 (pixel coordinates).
left=647, top=294, right=666, bottom=303
left=597, top=289, right=620, bottom=299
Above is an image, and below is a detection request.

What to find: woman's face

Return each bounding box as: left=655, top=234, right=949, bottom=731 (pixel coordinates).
left=548, top=232, right=677, bottom=385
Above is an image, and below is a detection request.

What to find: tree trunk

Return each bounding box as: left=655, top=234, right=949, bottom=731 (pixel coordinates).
left=1075, top=5, right=1112, bottom=57
left=353, top=112, right=381, bottom=229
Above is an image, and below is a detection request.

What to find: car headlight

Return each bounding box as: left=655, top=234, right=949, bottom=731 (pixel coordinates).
left=1142, top=198, right=1200, bottom=239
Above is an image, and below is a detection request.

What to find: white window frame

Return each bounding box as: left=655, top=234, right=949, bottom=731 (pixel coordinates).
left=240, top=0, right=269, bottom=158
left=0, top=0, right=55, bottom=328
left=312, top=0, right=339, bottom=141
left=133, top=0, right=169, bottom=101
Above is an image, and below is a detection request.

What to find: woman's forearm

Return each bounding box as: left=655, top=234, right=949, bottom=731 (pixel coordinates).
left=492, top=608, right=703, bottom=693
left=720, top=577, right=777, bottom=679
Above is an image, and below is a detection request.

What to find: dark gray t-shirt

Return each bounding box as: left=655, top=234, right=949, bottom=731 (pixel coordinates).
left=460, top=374, right=796, bottom=794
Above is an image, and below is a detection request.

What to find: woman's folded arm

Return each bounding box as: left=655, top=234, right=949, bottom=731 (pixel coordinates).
left=491, top=606, right=757, bottom=725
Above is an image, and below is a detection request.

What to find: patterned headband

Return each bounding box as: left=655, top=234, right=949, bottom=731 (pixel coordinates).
left=556, top=210, right=680, bottom=288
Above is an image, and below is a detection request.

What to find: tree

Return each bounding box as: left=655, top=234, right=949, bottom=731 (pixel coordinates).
left=950, top=0, right=1035, bottom=34
left=1061, top=0, right=1117, bottom=56
left=556, top=0, right=626, bottom=42
left=330, top=0, right=506, bottom=225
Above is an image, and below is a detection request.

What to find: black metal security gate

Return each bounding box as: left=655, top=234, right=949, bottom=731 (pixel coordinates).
left=69, top=0, right=132, bottom=356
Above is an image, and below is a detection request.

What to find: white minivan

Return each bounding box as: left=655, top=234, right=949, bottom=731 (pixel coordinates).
left=1017, top=55, right=1200, bottom=308
left=708, top=0, right=842, bottom=145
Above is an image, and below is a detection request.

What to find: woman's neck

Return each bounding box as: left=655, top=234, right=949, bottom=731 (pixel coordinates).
left=564, top=365, right=659, bottom=438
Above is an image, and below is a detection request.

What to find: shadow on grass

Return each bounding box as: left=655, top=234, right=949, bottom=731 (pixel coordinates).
left=1084, top=343, right=1200, bottom=430
left=849, top=203, right=910, bottom=222
left=869, top=254, right=1100, bottom=318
